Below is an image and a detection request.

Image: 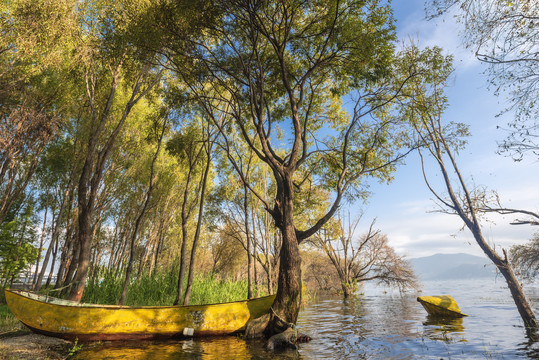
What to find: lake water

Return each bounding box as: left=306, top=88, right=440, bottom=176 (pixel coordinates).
left=74, top=278, right=539, bottom=359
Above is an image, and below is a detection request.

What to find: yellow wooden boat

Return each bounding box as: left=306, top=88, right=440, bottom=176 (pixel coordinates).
left=417, top=295, right=468, bottom=318
left=4, top=289, right=275, bottom=341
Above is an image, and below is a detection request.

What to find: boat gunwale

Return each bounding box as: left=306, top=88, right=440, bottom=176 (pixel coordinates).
left=5, top=289, right=276, bottom=310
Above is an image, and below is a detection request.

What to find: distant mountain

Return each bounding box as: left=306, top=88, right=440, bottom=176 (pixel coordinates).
left=410, top=253, right=497, bottom=280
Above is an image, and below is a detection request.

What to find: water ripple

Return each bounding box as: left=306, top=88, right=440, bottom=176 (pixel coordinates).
left=75, top=279, right=539, bottom=359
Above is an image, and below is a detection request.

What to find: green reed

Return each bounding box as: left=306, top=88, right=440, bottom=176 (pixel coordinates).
left=82, top=266, right=260, bottom=306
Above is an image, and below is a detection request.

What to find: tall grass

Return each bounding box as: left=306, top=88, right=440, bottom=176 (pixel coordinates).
left=82, top=266, right=264, bottom=306
left=0, top=304, right=24, bottom=333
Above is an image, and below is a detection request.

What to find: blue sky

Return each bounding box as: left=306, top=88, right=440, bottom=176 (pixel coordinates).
left=358, top=0, right=539, bottom=259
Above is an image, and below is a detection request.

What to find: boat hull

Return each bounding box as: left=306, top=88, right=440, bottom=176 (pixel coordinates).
left=417, top=295, right=468, bottom=318
left=5, top=289, right=275, bottom=341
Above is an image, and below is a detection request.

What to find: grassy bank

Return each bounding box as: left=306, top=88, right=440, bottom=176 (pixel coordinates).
left=82, top=267, right=265, bottom=306
left=0, top=304, right=26, bottom=335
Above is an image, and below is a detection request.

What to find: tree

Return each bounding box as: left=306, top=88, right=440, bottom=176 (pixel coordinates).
left=161, top=0, right=420, bottom=336
left=0, top=0, right=76, bottom=224
left=311, top=214, right=417, bottom=298
left=32, top=138, right=78, bottom=291
left=166, top=125, right=204, bottom=305
left=119, top=114, right=168, bottom=305
left=0, top=202, right=39, bottom=287
left=67, top=0, right=166, bottom=301
left=404, top=44, right=538, bottom=331
left=428, top=0, right=539, bottom=160
left=182, top=120, right=217, bottom=305
left=510, top=233, right=539, bottom=279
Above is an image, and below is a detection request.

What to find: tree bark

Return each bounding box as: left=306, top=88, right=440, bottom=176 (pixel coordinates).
left=266, top=175, right=302, bottom=334
left=499, top=257, right=537, bottom=329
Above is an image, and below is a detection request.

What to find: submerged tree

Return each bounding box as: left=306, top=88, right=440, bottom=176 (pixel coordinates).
left=159, top=0, right=427, bottom=337
left=404, top=45, right=538, bottom=331
left=311, top=214, right=417, bottom=298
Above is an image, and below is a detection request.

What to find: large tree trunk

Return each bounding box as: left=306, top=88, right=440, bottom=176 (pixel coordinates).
left=266, top=177, right=302, bottom=335
left=270, top=223, right=302, bottom=332
left=68, top=200, right=94, bottom=301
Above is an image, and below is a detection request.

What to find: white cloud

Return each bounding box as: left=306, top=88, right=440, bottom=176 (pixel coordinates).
left=379, top=196, right=537, bottom=259
left=396, top=7, right=478, bottom=71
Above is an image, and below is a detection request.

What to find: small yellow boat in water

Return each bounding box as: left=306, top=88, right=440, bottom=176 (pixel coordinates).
left=417, top=295, right=468, bottom=318
left=4, top=289, right=275, bottom=340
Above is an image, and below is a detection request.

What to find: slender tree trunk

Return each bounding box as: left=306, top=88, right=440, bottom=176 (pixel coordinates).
left=33, top=202, right=48, bottom=289
left=174, top=177, right=193, bottom=305
left=251, top=205, right=259, bottom=297
left=244, top=183, right=253, bottom=299
left=183, top=141, right=213, bottom=305
left=418, top=119, right=538, bottom=332
left=174, top=146, right=203, bottom=305
left=53, top=183, right=75, bottom=289
left=55, top=227, right=73, bottom=289
left=62, top=238, right=79, bottom=294
left=500, top=263, right=537, bottom=329
left=108, top=223, right=119, bottom=270
left=45, top=235, right=59, bottom=288
left=119, top=118, right=165, bottom=305
left=150, top=219, right=165, bottom=276
left=35, top=236, right=54, bottom=291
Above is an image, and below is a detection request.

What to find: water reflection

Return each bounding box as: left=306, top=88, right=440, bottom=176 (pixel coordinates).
left=75, top=336, right=301, bottom=360
left=421, top=316, right=466, bottom=343
left=74, top=280, right=539, bottom=359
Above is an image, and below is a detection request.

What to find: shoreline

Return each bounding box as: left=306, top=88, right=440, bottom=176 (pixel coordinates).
left=0, top=332, right=75, bottom=360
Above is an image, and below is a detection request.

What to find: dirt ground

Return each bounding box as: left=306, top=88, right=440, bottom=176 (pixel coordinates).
left=0, top=333, right=74, bottom=360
